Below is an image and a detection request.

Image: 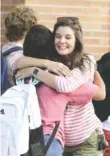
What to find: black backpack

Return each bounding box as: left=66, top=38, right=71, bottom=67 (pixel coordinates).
left=21, top=122, right=60, bottom=156
left=93, top=52, right=110, bottom=121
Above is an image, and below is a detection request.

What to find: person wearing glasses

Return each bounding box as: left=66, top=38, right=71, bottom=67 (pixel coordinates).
left=11, top=17, right=106, bottom=156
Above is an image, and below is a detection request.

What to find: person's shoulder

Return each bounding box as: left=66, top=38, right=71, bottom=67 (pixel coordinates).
left=2, top=43, right=10, bottom=53
left=82, top=54, right=97, bottom=72
left=83, top=53, right=96, bottom=67
left=101, top=52, right=110, bottom=60
left=2, top=42, right=23, bottom=54
left=86, top=54, right=96, bottom=62
left=97, top=52, right=110, bottom=65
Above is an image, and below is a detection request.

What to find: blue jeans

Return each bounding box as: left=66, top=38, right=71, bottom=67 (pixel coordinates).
left=44, top=135, right=63, bottom=156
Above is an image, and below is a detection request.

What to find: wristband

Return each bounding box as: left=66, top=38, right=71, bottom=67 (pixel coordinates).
left=32, top=68, right=39, bottom=77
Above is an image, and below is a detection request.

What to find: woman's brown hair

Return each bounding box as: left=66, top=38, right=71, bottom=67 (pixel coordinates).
left=52, top=17, right=92, bottom=71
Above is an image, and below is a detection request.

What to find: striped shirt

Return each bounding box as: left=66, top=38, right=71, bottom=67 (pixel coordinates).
left=37, top=82, right=97, bottom=147
left=54, top=55, right=103, bottom=146
left=8, top=51, right=102, bottom=146
left=64, top=102, right=102, bottom=146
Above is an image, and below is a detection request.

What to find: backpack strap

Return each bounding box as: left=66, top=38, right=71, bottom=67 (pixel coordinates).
left=28, top=121, right=60, bottom=156
left=2, top=46, right=23, bottom=56
left=44, top=121, right=60, bottom=155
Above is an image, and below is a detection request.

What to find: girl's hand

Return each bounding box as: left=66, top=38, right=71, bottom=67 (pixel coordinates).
left=45, top=60, right=72, bottom=76
left=15, top=67, right=36, bottom=80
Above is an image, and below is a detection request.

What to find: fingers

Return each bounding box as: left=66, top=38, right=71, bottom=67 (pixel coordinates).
left=58, top=64, right=72, bottom=76
left=15, top=69, right=26, bottom=79
left=59, top=69, right=72, bottom=76
left=53, top=70, right=63, bottom=76
left=62, top=67, right=72, bottom=76
left=15, top=72, right=23, bottom=80
left=15, top=67, right=35, bottom=79
left=55, top=67, right=72, bottom=76
left=50, top=63, right=72, bottom=76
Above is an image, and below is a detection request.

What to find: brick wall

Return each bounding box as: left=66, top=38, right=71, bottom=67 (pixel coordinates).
left=1, top=0, right=110, bottom=60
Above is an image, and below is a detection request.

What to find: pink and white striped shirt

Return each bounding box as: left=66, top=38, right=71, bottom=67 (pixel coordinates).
left=54, top=55, right=102, bottom=146
left=9, top=53, right=102, bottom=146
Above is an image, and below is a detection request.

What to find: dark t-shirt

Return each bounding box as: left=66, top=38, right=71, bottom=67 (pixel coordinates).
left=93, top=52, right=110, bottom=122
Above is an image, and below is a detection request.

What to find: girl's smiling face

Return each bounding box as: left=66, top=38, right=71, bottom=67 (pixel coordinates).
left=54, top=26, right=76, bottom=55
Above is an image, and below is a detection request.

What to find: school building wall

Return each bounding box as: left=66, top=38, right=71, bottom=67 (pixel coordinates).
left=1, top=0, right=110, bottom=60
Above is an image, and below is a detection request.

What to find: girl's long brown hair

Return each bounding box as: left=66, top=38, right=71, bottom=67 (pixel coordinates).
left=52, top=17, right=92, bottom=71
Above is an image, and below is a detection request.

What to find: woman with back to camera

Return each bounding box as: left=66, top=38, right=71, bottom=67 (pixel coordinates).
left=14, top=18, right=106, bottom=156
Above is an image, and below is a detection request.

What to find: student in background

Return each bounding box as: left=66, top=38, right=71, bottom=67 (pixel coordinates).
left=93, top=52, right=110, bottom=156
left=2, top=6, right=37, bottom=86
